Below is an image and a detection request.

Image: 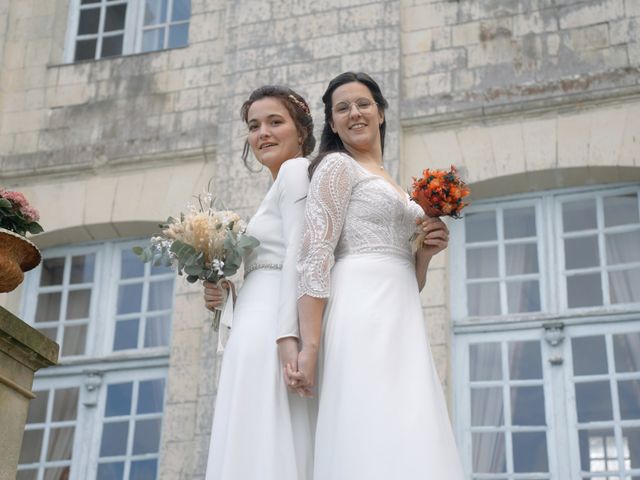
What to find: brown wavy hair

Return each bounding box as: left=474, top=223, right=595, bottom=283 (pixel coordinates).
left=240, top=85, right=315, bottom=172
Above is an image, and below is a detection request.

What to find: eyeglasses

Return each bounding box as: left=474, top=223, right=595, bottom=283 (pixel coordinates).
left=332, top=98, right=377, bottom=116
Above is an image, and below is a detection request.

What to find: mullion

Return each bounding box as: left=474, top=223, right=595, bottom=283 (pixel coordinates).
left=498, top=209, right=508, bottom=316
left=597, top=196, right=611, bottom=306
left=502, top=341, right=514, bottom=474
left=124, top=380, right=141, bottom=477
left=139, top=265, right=152, bottom=349
left=606, top=333, right=626, bottom=476
left=96, top=2, right=106, bottom=59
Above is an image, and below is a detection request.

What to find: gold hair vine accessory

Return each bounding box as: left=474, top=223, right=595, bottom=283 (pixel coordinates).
left=288, top=94, right=311, bottom=116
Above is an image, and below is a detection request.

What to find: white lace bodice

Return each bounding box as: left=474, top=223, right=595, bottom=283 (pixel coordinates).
left=297, top=152, right=423, bottom=299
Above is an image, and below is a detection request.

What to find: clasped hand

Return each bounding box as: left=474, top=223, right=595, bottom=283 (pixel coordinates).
left=417, top=216, right=449, bottom=258
left=278, top=338, right=317, bottom=398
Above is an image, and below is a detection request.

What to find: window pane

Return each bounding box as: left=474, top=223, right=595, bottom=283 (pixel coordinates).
left=572, top=336, right=608, bottom=376
left=506, top=243, right=538, bottom=275
left=75, top=38, right=97, bottom=61
left=81, top=0, right=101, bottom=4
left=466, top=247, right=498, bottom=279
left=604, top=193, right=639, bottom=227
left=26, top=391, right=48, bottom=424
left=472, top=432, right=506, bottom=473
left=67, top=289, right=91, bottom=319
left=504, top=206, right=536, bottom=239
left=78, top=7, right=100, bottom=35
left=130, top=459, right=157, bottom=480
left=609, top=268, right=640, bottom=304
left=19, top=429, right=43, bottom=463
left=35, top=292, right=61, bottom=322
left=97, top=462, right=124, bottom=480
left=147, top=280, right=173, bottom=311
left=121, top=249, right=145, bottom=279
left=168, top=23, right=189, bottom=48
left=104, top=4, right=126, bottom=31
left=138, top=379, right=165, bottom=414
left=622, top=427, right=640, bottom=469
left=117, top=283, right=143, bottom=314
left=471, top=387, right=503, bottom=426
left=470, top=342, right=502, bottom=381
left=101, top=34, right=123, bottom=58
left=132, top=418, right=161, bottom=454
left=507, top=280, right=541, bottom=313
left=511, top=386, right=546, bottom=425
left=70, top=254, right=95, bottom=284
left=16, top=470, right=37, bottom=480
left=142, top=28, right=165, bottom=52
left=150, top=261, right=172, bottom=276
left=144, top=314, right=171, bottom=347
left=614, top=332, right=640, bottom=372
left=52, top=388, right=79, bottom=421
left=106, top=382, right=133, bottom=417
left=563, top=199, right=597, bottom=232
left=44, top=467, right=71, bottom=480
left=113, top=319, right=139, bottom=350
left=606, top=230, right=640, bottom=265
left=513, top=431, right=549, bottom=472
left=61, top=324, right=87, bottom=356
left=467, top=282, right=500, bottom=316
left=509, top=341, right=542, bottom=379
left=564, top=236, right=599, bottom=269
left=46, top=426, right=74, bottom=461
left=575, top=381, right=613, bottom=422
left=171, top=0, right=190, bottom=21
left=618, top=379, right=640, bottom=419
left=578, top=428, right=616, bottom=472
left=465, top=211, right=497, bottom=243
left=100, top=422, right=129, bottom=457
left=567, top=273, right=603, bottom=308
left=41, top=257, right=64, bottom=286
left=144, top=0, right=167, bottom=25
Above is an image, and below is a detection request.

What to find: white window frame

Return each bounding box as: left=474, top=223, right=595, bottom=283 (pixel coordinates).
left=19, top=239, right=174, bottom=480
left=452, top=183, right=640, bottom=479
left=64, top=0, right=190, bottom=63
left=450, top=184, right=640, bottom=327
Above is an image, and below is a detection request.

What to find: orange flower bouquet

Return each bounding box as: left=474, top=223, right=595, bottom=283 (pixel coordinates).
left=409, top=165, right=470, bottom=251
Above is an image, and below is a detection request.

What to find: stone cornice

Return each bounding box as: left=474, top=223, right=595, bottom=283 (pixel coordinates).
left=0, top=145, right=216, bottom=186
left=0, top=307, right=58, bottom=372
left=402, top=81, right=640, bottom=132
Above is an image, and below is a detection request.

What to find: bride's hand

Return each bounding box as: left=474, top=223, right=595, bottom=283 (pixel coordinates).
left=417, top=217, right=449, bottom=258
left=203, top=280, right=232, bottom=311
left=277, top=337, right=301, bottom=391
left=289, top=347, right=318, bottom=398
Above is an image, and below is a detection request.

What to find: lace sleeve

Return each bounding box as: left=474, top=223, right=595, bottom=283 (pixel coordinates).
left=297, top=153, right=354, bottom=298
left=274, top=158, right=309, bottom=341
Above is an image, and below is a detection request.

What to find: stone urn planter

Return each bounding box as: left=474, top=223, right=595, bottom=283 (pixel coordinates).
left=0, top=228, right=41, bottom=293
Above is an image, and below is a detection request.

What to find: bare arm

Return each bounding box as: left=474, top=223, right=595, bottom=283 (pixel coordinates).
left=414, top=217, right=449, bottom=292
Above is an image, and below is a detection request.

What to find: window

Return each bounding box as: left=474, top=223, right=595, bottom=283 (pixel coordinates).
left=452, top=185, right=640, bottom=479
left=17, top=239, right=174, bottom=480
left=67, top=0, right=191, bottom=62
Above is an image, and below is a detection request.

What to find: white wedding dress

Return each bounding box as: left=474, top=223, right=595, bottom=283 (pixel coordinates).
left=205, top=157, right=315, bottom=480
left=296, top=152, right=466, bottom=480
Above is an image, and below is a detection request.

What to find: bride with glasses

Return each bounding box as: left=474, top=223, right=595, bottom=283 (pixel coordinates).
left=289, top=72, right=466, bottom=479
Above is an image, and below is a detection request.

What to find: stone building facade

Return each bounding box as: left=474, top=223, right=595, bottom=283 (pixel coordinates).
left=1, top=0, right=639, bottom=478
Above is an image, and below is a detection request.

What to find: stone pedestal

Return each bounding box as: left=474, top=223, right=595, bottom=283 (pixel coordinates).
left=0, top=306, right=58, bottom=480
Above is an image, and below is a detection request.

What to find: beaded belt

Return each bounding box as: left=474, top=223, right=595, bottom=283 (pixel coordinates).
left=245, top=263, right=283, bottom=277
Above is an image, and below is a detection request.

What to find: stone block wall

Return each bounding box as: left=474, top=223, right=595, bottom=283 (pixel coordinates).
left=401, top=0, right=640, bottom=119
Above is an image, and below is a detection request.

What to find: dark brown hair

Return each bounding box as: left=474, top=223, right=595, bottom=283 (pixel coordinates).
left=240, top=85, right=315, bottom=171
left=308, top=72, right=389, bottom=178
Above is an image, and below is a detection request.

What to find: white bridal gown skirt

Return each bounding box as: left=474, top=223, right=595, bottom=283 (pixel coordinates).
left=205, top=269, right=315, bottom=480
left=314, top=253, right=466, bottom=480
